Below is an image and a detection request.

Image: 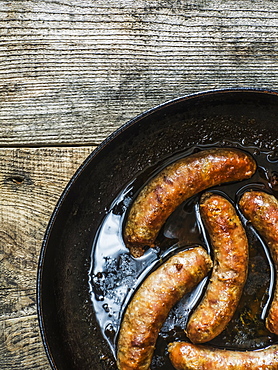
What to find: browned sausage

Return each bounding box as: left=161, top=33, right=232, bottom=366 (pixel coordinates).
left=117, top=247, right=212, bottom=370
left=186, top=193, right=249, bottom=343
left=124, top=148, right=256, bottom=257
left=239, top=190, right=278, bottom=335
left=168, top=342, right=278, bottom=370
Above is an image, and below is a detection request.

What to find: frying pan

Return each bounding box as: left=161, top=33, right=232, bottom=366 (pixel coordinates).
left=37, top=88, right=278, bottom=370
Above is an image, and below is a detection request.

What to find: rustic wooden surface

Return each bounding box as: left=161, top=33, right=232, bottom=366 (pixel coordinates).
left=1, top=0, right=278, bottom=368
left=0, top=147, right=94, bottom=369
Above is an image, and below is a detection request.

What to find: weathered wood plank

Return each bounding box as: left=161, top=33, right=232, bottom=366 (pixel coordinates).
left=1, top=315, right=51, bottom=369
left=0, top=146, right=94, bottom=369
left=1, top=0, right=278, bottom=146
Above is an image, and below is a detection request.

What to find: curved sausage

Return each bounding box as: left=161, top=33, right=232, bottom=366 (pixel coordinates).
left=168, top=342, right=278, bottom=370
left=239, top=190, right=278, bottom=335
left=117, top=247, right=213, bottom=370
left=186, top=193, right=249, bottom=343
left=124, top=148, right=256, bottom=257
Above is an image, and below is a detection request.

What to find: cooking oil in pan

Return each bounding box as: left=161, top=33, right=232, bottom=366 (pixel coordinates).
left=89, top=143, right=278, bottom=369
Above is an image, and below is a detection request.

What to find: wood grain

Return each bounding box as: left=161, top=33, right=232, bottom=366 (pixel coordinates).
left=1, top=0, right=278, bottom=146
left=0, top=146, right=94, bottom=369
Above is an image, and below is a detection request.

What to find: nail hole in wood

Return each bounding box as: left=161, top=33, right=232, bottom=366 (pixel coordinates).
left=7, top=175, right=25, bottom=184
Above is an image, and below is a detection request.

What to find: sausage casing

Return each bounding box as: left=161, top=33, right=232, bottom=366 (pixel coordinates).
left=168, top=342, right=278, bottom=370
left=117, top=247, right=212, bottom=370
left=239, top=190, right=278, bottom=335
left=124, top=148, right=256, bottom=257
left=186, top=193, right=249, bottom=343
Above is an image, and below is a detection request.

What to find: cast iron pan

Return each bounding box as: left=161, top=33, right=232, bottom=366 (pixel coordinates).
left=38, top=88, right=278, bottom=370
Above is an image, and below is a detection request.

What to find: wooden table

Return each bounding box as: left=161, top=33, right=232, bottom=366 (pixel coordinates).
left=1, top=1, right=278, bottom=368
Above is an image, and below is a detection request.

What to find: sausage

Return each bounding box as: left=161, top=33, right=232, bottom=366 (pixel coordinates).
left=168, top=342, right=278, bottom=370
left=186, top=193, right=249, bottom=343
left=117, top=247, right=213, bottom=370
left=124, top=148, right=256, bottom=257
left=239, top=190, right=278, bottom=335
